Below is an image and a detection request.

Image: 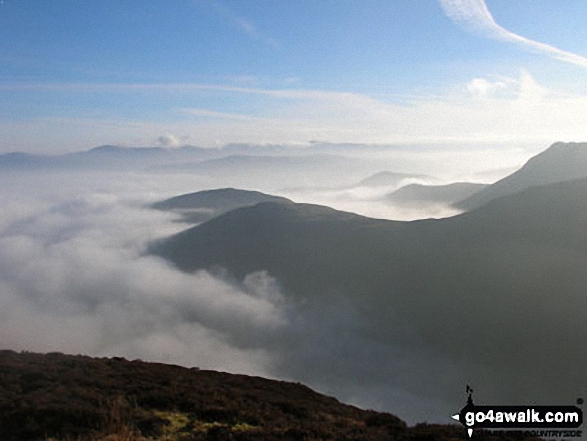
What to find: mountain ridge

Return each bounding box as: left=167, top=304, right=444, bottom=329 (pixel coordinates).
left=456, top=141, right=587, bottom=210
left=151, top=188, right=292, bottom=223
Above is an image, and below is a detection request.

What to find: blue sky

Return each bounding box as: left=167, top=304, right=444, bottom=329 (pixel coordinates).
left=1, top=0, right=587, bottom=152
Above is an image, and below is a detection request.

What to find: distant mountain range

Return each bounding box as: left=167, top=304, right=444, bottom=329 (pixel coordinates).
left=0, top=145, right=220, bottom=170
left=150, top=142, right=587, bottom=408
left=0, top=145, right=390, bottom=189
left=149, top=154, right=367, bottom=178
left=149, top=154, right=383, bottom=189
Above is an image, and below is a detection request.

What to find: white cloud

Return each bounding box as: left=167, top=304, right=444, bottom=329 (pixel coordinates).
left=157, top=133, right=182, bottom=147
left=180, top=107, right=262, bottom=121
left=0, top=178, right=287, bottom=374
left=439, top=0, right=587, bottom=69
left=466, top=76, right=512, bottom=99
left=172, top=71, right=587, bottom=146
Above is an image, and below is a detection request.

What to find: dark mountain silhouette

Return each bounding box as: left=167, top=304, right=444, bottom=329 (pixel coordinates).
left=385, top=182, right=487, bottom=206
left=0, top=350, right=493, bottom=441
left=357, top=171, right=429, bottom=187
left=152, top=188, right=292, bottom=223
left=151, top=178, right=587, bottom=408
left=456, top=141, right=587, bottom=210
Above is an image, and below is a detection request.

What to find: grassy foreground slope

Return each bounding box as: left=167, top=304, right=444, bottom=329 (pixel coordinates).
left=0, top=350, right=508, bottom=441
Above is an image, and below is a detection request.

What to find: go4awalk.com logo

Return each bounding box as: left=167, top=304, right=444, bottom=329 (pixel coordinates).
left=451, top=386, right=583, bottom=438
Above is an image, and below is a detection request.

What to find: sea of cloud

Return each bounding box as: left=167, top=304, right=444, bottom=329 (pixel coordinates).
left=0, top=167, right=467, bottom=422
left=0, top=145, right=542, bottom=424
left=0, top=171, right=288, bottom=374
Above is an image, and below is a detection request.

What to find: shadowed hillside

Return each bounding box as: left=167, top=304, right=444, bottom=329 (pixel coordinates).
left=456, top=142, right=587, bottom=210
left=151, top=178, right=587, bottom=410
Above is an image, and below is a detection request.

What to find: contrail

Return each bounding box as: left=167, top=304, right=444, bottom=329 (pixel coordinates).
left=439, top=0, right=587, bottom=69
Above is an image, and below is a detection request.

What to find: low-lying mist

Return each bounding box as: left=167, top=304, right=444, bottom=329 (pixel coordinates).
left=0, top=175, right=287, bottom=375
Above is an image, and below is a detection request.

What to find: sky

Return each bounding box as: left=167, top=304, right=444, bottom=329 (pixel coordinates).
left=1, top=0, right=587, bottom=152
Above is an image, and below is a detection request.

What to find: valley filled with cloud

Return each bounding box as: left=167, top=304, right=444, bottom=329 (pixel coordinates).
left=1, top=142, right=585, bottom=424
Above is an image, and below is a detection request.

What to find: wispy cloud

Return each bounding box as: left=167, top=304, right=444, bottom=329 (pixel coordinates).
left=3, top=72, right=587, bottom=152
left=180, top=107, right=263, bottom=121
left=196, top=0, right=280, bottom=50
left=439, top=0, right=587, bottom=69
